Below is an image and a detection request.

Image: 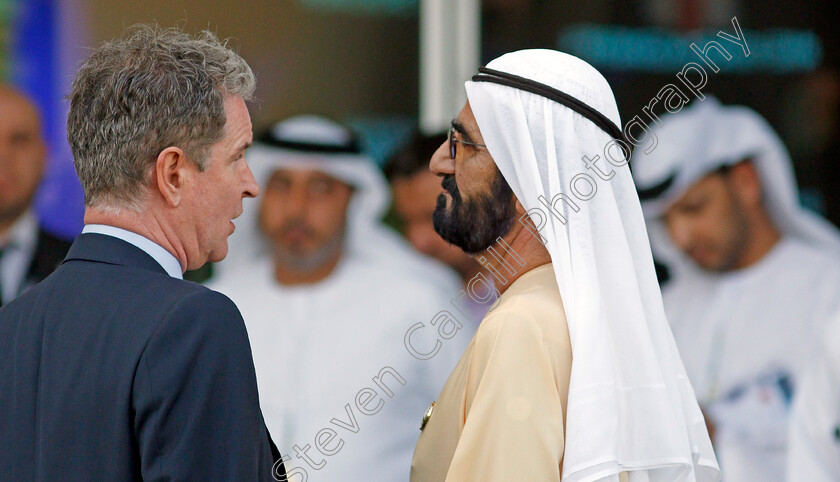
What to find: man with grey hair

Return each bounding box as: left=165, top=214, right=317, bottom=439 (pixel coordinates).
left=0, top=25, right=286, bottom=480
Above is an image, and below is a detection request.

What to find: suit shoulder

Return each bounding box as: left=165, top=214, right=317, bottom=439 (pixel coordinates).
left=138, top=286, right=255, bottom=386
left=154, top=286, right=247, bottom=340
left=195, top=287, right=240, bottom=313
left=161, top=285, right=241, bottom=320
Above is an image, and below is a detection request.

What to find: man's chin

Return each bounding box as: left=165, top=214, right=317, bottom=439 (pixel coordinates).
left=207, top=244, right=229, bottom=265
left=692, top=256, right=727, bottom=273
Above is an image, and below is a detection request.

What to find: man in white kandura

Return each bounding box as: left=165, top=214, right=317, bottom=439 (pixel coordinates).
left=631, top=97, right=840, bottom=481
left=787, top=313, right=840, bottom=482
left=410, top=49, right=719, bottom=482
left=210, top=116, right=472, bottom=481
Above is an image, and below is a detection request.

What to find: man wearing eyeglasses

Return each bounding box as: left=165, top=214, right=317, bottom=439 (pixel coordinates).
left=385, top=131, right=493, bottom=327
left=410, top=49, right=718, bottom=482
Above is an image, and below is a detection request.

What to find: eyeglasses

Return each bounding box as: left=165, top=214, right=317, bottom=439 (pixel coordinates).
left=449, top=127, right=486, bottom=159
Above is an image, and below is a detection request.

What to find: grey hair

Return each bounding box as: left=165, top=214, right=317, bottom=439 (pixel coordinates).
left=67, top=24, right=256, bottom=210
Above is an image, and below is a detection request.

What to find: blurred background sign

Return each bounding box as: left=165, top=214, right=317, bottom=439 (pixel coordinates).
left=298, top=0, right=417, bottom=16
left=558, top=24, right=822, bottom=74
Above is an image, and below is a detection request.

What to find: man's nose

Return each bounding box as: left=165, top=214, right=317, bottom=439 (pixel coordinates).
left=283, top=185, right=310, bottom=214
left=429, top=141, right=454, bottom=177
left=667, top=217, right=693, bottom=251
left=241, top=161, right=260, bottom=198
left=0, top=141, right=10, bottom=162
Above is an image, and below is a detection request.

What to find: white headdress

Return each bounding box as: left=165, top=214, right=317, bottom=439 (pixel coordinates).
left=631, top=97, right=840, bottom=279
left=465, top=49, right=719, bottom=481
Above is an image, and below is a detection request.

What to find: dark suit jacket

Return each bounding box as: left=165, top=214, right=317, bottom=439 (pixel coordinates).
left=25, top=228, right=73, bottom=287
left=0, top=227, right=71, bottom=307
left=0, top=233, right=285, bottom=481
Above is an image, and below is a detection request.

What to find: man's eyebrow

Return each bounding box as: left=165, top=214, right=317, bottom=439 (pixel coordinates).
left=450, top=119, right=476, bottom=144
left=236, top=140, right=252, bottom=154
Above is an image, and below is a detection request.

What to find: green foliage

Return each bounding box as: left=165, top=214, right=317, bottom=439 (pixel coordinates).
left=0, top=0, right=12, bottom=81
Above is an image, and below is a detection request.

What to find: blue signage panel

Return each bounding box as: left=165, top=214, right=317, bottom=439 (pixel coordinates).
left=559, top=24, right=822, bottom=74
left=4, top=0, right=84, bottom=240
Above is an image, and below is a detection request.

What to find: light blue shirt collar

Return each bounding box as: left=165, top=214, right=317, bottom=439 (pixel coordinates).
left=82, top=224, right=184, bottom=279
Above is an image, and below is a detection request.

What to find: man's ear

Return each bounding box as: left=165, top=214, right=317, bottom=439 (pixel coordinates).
left=154, top=147, right=190, bottom=207
left=514, top=195, right=527, bottom=217
left=729, top=160, right=762, bottom=208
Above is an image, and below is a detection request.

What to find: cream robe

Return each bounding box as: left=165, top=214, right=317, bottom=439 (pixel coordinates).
left=410, top=263, right=577, bottom=481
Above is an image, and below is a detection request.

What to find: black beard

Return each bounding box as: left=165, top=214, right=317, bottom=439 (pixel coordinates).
left=433, top=169, right=516, bottom=255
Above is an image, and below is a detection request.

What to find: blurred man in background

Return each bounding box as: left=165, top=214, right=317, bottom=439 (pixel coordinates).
left=0, top=85, right=71, bottom=307
left=210, top=116, right=472, bottom=481
left=632, top=97, right=840, bottom=480
left=386, top=131, right=491, bottom=324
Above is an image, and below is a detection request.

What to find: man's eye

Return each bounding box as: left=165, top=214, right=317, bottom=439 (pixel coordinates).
left=10, top=132, right=33, bottom=146
left=268, top=178, right=290, bottom=192
left=309, top=180, right=332, bottom=195
left=680, top=201, right=705, bottom=214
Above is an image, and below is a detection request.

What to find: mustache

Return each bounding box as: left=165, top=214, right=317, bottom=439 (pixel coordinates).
left=277, top=219, right=316, bottom=238
left=440, top=175, right=461, bottom=199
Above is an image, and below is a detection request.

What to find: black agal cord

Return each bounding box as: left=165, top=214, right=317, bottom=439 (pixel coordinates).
left=472, top=67, right=631, bottom=160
